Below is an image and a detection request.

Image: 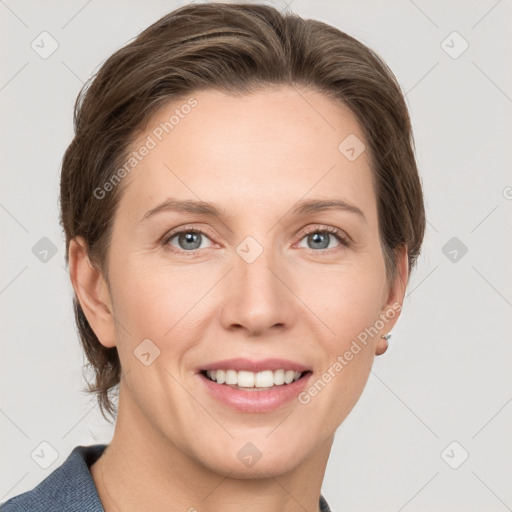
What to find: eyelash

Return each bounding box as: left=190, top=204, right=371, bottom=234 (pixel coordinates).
left=161, top=224, right=351, bottom=256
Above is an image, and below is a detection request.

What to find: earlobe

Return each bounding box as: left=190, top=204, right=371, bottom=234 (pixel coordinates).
left=68, top=236, right=117, bottom=348
left=375, top=334, right=390, bottom=356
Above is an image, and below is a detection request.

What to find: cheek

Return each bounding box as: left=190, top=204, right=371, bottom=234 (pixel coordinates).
left=297, top=262, right=385, bottom=397
left=111, top=256, right=185, bottom=325
left=300, top=274, right=382, bottom=423
left=114, top=278, right=174, bottom=337
left=300, top=263, right=384, bottom=337
left=109, top=259, right=215, bottom=356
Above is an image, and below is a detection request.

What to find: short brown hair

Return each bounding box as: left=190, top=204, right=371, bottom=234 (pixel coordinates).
left=60, top=2, right=425, bottom=423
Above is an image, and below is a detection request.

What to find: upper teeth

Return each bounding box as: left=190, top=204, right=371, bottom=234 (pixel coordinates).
left=206, top=369, right=302, bottom=387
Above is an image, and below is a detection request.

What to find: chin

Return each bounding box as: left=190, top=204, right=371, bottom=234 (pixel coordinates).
left=199, top=439, right=308, bottom=479
left=215, top=456, right=303, bottom=480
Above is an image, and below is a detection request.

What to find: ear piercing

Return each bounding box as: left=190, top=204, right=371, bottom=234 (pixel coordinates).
left=381, top=333, right=391, bottom=341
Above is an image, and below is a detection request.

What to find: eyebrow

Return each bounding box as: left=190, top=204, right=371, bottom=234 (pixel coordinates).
left=140, top=198, right=366, bottom=223
left=141, top=198, right=224, bottom=223
left=292, top=199, right=366, bottom=222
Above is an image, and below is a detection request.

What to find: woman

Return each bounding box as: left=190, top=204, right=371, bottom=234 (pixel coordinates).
left=1, top=2, right=424, bottom=511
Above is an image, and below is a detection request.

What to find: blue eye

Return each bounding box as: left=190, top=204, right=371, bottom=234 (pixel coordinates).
left=163, top=229, right=214, bottom=253
left=162, top=225, right=351, bottom=256
left=297, top=227, right=350, bottom=253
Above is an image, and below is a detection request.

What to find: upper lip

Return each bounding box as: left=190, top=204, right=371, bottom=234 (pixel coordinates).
left=198, top=358, right=311, bottom=373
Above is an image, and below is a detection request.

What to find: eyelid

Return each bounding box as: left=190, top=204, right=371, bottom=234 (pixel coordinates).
left=296, top=224, right=352, bottom=244
left=163, top=223, right=215, bottom=237
left=161, top=224, right=218, bottom=249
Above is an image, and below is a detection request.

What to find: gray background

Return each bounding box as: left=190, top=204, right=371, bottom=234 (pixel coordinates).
left=1, top=1, right=511, bottom=510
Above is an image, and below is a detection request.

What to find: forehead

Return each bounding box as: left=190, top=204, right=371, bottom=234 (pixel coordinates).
left=117, top=86, right=377, bottom=224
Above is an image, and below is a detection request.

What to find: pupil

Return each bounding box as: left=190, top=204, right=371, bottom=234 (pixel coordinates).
left=180, top=232, right=201, bottom=250
left=310, top=232, right=329, bottom=250
left=177, top=232, right=330, bottom=251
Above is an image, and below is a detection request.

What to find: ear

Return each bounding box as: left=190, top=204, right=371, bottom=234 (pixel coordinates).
left=375, top=244, right=409, bottom=356
left=68, top=236, right=117, bottom=348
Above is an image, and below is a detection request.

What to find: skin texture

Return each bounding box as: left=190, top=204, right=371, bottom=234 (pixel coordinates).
left=69, top=86, right=408, bottom=512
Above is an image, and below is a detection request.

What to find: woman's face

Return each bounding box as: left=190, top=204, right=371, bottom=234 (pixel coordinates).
left=83, top=86, right=407, bottom=477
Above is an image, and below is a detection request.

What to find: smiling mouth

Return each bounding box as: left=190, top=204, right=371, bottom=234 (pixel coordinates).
left=200, top=369, right=312, bottom=391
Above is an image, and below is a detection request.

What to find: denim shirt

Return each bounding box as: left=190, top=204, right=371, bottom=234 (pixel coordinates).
left=0, top=444, right=333, bottom=512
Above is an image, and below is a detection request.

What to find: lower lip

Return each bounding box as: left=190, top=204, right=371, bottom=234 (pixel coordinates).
left=198, top=372, right=313, bottom=413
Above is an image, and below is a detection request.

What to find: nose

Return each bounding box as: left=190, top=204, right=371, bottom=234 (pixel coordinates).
left=219, top=243, right=297, bottom=337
